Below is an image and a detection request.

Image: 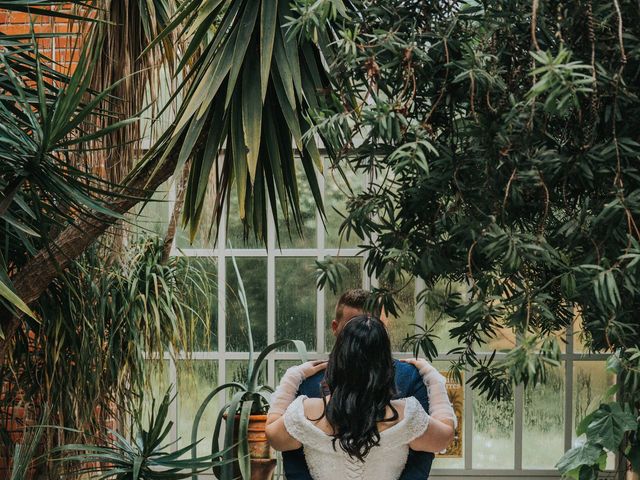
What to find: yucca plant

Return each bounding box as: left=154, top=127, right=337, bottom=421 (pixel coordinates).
left=190, top=253, right=307, bottom=480
left=0, top=19, right=133, bottom=321
left=56, top=389, right=223, bottom=479
left=1, top=0, right=337, bottom=356
left=145, top=0, right=334, bottom=244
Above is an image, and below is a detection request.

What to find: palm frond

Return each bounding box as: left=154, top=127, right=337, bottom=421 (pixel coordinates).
left=142, top=0, right=333, bottom=245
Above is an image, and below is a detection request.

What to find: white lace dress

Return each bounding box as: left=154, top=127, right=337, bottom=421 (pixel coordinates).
left=283, top=395, right=429, bottom=480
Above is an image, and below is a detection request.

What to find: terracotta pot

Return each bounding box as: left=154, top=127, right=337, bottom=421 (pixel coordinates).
left=224, top=413, right=277, bottom=480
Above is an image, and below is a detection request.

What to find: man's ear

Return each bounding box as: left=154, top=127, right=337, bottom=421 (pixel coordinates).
left=331, top=319, right=339, bottom=335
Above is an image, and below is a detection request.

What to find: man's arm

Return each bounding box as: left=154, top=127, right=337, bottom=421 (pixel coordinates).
left=397, top=364, right=435, bottom=480
left=409, top=366, right=430, bottom=413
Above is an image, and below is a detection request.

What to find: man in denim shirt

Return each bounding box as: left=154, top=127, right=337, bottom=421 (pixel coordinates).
left=282, top=289, right=434, bottom=480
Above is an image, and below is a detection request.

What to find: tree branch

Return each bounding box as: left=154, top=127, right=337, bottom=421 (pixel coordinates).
left=0, top=124, right=199, bottom=359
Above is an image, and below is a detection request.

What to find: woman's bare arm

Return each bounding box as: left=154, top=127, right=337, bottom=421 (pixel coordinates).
left=409, top=417, right=455, bottom=453
left=265, top=413, right=302, bottom=451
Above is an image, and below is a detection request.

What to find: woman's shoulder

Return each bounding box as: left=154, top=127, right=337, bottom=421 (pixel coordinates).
left=391, top=396, right=424, bottom=420
left=301, top=396, right=325, bottom=418
left=390, top=398, right=407, bottom=416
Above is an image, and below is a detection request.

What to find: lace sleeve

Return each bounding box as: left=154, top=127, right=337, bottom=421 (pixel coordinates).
left=404, top=396, right=430, bottom=443
left=283, top=395, right=310, bottom=444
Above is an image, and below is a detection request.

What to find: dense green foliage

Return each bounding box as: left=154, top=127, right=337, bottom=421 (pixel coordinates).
left=300, top=0, right=640, bottom=477
left=0, top=19, right=129, bottom=319
left=1, top=237, right=215, bottom=474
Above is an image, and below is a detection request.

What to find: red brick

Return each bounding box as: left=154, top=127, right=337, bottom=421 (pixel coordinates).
left=2, top=10, right=84, bottom=72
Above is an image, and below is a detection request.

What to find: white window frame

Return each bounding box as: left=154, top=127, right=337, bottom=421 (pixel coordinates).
left=152, top=159, right=616, bottom=480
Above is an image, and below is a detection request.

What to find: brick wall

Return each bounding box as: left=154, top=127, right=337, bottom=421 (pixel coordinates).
left=0, top=5, right=83, bottom=70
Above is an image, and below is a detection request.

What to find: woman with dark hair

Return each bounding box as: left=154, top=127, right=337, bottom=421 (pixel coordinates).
left=266, top=315, right=456, bottom=479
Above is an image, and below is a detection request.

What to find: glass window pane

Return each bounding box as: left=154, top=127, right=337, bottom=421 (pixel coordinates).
left=324, top=165, right=362, bottom=248
left=134, top=182, right=170, bottom=237
left=225, top=360, right=267, bottom=396
left=177, top=361, right=218, bottom=456
left=226, top=257, right=267, bottom=351
left=573, top=361, right=616, bottom=470
left=472, top=390, right=514, bottom=469
left=275, top=360, right=304, bottom=383
left=387, top=278, right=416, bottom=352
left=523, top=364, right=565, bottom=469
left=276, top=167, right=317, bottom=248
left=140, top=360, right=170, bottom=424
left=423, top=280, right=486, bottom=355
left=275, top=258, right=317, bottom=351
left=324, top=257, right=363, bottom=352
left=177, top=257, right=217, bottom=351
left=431, top=361, right=465, bottom=469
left=573, top=316, right=591, bottom=353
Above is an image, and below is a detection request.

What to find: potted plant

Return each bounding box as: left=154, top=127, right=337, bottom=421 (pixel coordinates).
left=191, top=254, right=307, bottom=480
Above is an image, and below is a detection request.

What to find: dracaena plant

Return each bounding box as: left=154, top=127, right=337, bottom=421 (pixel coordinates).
left=142, top=0, right=336, bottom=243
left=55, top=389, right=221, bottom=479
left=190, top=252, right=307, bottom=480
left=0, top=22, right=133, bottom=321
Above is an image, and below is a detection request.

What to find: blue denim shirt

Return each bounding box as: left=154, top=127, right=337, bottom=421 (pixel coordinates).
left=282, top=360, right=434, bottom=480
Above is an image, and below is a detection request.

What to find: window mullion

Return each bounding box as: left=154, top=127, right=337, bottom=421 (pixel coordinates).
left=565, top=324, right=574, bottom=453
left=514, top=383, right=524, bottom=471
left=317, top=162, right=326, bottom=354
left=267, top=202, right=276, bottom=386
left=217, top=196, right=228, bottom=387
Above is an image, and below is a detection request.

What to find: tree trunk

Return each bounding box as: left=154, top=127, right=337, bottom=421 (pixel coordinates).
left=161, top=162, right=190, bottom=264
left=0, top=126, right=197, bottom=360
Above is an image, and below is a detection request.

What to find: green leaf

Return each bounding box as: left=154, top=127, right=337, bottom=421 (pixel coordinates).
left=231, top=92, right=249, bottom=219
left=585, top=403, right=638, bottom=451
left=576, top=410, right=597, bottom=437
left=606, top=353, right=621, bottom=374
left=238, top=400, right=253, bottom=480
left=242, top=46, right=263, bottom=183
left=0, top=277, right=35, bottom=319
left=225, top=0, right=260, bottom=107
left=556, top=443, right=603, bottom=477
left=260, top=0, right=278, bottom=100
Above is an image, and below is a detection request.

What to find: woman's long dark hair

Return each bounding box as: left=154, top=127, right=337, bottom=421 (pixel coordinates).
left=320, top=314, right=398, bottom=461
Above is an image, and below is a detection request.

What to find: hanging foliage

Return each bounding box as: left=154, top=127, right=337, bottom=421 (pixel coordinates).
left=299, top=0, right=640, bottom=477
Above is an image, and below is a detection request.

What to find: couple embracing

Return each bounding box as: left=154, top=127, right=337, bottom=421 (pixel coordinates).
left=266, top=289, right=456, bottom=480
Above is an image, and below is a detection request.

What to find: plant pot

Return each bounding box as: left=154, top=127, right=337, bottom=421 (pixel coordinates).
left=224, top=414, right=277, bottom=480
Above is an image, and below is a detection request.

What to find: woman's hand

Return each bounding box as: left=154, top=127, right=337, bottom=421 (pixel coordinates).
left=268, top=360, right=328, bottom=418
left=400, top=357, right=437, bottom=376
left=298, top=360, right=328, bottom=379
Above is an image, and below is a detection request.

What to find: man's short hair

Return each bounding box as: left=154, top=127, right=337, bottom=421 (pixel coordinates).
left=335, top=288, right=371, bottom=323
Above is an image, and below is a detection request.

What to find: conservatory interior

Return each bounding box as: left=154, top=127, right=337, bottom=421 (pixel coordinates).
left=0, top=1, right=638, bottom=480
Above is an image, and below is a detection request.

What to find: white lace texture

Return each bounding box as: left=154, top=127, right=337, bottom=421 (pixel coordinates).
left=283, top=396, right=429, bottom=480
left=417, top=364, right=458, bottom=429
left=267, top=365, right=306, bottom=416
